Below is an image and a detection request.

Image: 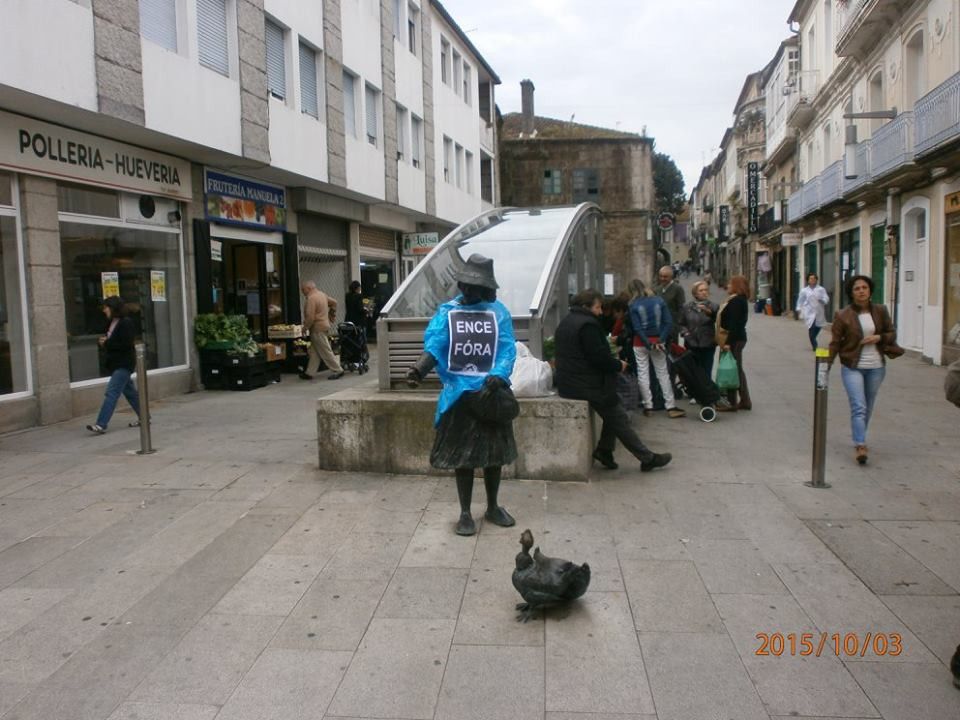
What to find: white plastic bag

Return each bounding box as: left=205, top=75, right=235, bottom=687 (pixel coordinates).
left=510, top=342, right=554, bottom=397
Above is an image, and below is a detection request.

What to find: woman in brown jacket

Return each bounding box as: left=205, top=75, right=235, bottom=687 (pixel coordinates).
left=829, top=275, right=897, bottom=465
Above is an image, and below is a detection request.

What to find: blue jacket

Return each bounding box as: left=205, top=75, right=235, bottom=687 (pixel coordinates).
left=423, top=296, right=516, bottom=425
left=628, top=296, right=672, bottom=347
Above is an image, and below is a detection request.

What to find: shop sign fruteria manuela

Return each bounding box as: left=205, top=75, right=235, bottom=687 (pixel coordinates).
left=0, top=109, right=192, bottom=200
left=204, top=169, right=287, bottom=231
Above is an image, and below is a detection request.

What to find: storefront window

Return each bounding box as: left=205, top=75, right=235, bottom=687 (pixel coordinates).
left=60, top=216, right=186, bottom=382
left=1, top=171, right=30, bottom=396
left=946, top=212, right=960, bottom=347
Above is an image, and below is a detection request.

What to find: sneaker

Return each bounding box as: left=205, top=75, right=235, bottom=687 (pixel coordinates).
left=855, top=445, right=868, bottom=465
left=328, top=371, right=345, bottom=380
left=640, top=452, right=672, bottom=472
left=86, top=424, right=106, bottom=435
left=667, top=407, right=686, bottom=419
left=592, top=449, right=618, bottom=470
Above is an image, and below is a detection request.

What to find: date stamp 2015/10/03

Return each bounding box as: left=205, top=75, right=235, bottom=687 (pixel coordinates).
left=755, top=632, right=903, bottom=657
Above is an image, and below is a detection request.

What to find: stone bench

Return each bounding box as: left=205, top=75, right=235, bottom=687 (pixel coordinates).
left=317, top=386, right=593, bottom=481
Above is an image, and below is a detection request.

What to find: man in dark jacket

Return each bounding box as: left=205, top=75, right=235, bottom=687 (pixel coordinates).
left=555, top=289, right=671, bottom=472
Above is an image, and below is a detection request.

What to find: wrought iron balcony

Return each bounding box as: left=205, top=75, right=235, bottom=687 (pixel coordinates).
left=915, top=71, right=960, bottom=156
left=870, top=111, right=915, bottom=178
left=786, top=188, right=804, bottom=224
left=842, top=139, right=872, bottom=194
left=819, top=160, right=843, bottom=206
left=836, top=0, right=913, bottom=58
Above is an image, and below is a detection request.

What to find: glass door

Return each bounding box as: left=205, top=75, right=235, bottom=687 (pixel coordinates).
left=210, top=238, right=285, bottom=341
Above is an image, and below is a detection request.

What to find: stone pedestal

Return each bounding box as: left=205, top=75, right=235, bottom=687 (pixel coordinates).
left=317, top=387, right=594, bottom=481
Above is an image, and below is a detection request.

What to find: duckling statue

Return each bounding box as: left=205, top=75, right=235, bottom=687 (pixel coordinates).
left=511, top=529, right=591, bottom=622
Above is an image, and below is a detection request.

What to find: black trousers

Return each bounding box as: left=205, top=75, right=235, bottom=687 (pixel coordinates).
left=591, top=398, right=653, bottom=462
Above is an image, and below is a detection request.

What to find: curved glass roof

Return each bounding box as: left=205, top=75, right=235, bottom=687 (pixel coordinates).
left=382, top=206, right=585, bottom=318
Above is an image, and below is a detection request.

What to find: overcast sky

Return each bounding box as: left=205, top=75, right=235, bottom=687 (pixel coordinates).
left=441, top=0, right=797, bottom=196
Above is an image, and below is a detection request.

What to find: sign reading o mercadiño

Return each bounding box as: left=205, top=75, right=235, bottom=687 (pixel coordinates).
left=0, top=110, right=192, bottom=200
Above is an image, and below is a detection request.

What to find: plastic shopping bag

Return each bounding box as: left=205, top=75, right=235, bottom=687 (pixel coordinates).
left=716, top=350, right=740, bottom=391
left=510, top=342, right=554, bottom=397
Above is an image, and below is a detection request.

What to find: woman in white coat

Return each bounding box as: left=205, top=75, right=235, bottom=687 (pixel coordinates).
left=796, top=273, right=830, bottom=350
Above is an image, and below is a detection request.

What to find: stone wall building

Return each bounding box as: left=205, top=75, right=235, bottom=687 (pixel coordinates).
left=499, top=81, right=655, bottom=292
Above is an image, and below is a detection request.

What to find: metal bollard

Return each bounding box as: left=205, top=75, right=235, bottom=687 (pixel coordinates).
left=134, top=343, right=156, bottom=455
left=805, top=347, right=831, bottom=488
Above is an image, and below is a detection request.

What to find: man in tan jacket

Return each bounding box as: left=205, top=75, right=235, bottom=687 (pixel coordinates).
left=300, top=281, right=344, bottom=380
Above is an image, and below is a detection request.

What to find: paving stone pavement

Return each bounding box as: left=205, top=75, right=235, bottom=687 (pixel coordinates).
left=0, top=288, right=959, bottom=719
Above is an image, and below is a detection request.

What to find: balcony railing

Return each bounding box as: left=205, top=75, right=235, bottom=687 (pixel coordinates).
left=819, top=160, right=843, bottom=206
left=870, top=111, right=914, bottom=178
left=836, top=0, right=870, bottom=48
left=836, top=0, right=910, bottom=57
left=842, top=139, right=872, bottom=194
left=787, top=189, right=803, bottom=224
left=915, top=71, right=960, bottom=156
left=785, top=71, right=820, bottom=129
left=801, top=176, right=821, bottom=215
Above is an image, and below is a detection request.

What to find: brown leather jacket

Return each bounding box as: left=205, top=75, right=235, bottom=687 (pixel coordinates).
left=828, top=303, right=897, bottom=368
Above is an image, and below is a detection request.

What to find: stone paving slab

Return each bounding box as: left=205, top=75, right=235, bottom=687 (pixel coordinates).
left=2, top=304, right=959, bottom=720
left=325, top=618, right=456, bottom=719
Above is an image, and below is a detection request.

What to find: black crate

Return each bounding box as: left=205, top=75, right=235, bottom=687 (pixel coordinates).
left=225, top=365, right=268, bottom=391
left=199, top=348, right=230, bottom=368
left=223, top=352, right=267, bottom=368
left=201, top=364, right=227, bottom=390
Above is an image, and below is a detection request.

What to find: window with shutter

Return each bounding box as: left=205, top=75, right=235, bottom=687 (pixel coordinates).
left=443, top=136, right=452, bottom=182
left=197, top=0, right=229, bottom=76
left=452, top=50, right=462, bottom=92
left=440, top=38, right=450, bottom=84
left=299, top=42, right=319, bottom=118
left=343, top=71, right=357, bottom=137
left=465, top=151, right=474, bottom=194
left=454, top=143, right=463, bottom=188
left=407, top=3, right=418, bottom=55
left=393, top=0, right=403, bottom=37
left=365, top=85, right=379, bottom=146
left=140, top=0, right=177, bottom=52
left=463, top=63, right=471, bottom=105
left=411, top=115, right=422, bottom=168
left=396, top=105, right=407, bottom=160
left=265, top=19, right=286, bottom=100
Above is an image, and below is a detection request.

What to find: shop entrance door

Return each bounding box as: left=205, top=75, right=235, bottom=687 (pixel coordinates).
left=820, top=237, right=837, bottom=321
left=898, top=209, right=928, bottom=351
left=211, top=238, right=285, bottom=341
left=870, top=225, right=885, bottom=304
left=360, top=259, right=396, bottom=340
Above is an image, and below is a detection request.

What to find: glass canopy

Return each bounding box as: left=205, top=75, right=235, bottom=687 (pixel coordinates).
left=383, top=206, right=585, bottom=318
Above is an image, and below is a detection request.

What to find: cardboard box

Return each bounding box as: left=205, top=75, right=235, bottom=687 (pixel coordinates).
left=260, top=342, right=287, bottom=362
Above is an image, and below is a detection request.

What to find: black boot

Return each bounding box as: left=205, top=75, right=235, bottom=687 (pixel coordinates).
left=640, top=452, right=672, bottom=472
left=482, top=466, right=515, bottom=527
left=455, top=468, right=476, bottom=536
left=592, top=448, right=618, bottom=470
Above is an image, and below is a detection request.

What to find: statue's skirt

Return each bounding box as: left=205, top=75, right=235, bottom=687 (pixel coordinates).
left=429, top=392, right=518, bottom=470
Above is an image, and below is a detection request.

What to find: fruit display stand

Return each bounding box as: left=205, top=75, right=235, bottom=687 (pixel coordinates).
left=269, top=324, right=310, bottom=374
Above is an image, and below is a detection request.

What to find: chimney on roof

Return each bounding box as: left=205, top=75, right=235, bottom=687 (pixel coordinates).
left=520, top=79, right=535, bottom=136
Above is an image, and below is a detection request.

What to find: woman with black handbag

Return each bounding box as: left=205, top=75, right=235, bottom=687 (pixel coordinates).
left=828, top=274, right=902, bottom=465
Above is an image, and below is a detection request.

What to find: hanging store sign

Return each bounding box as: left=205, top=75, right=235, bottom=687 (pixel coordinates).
left=0, top=110, right=191, bottom=200
left=747, top=162, right=760, bottom=233
left=781, top=233, right=802, bottom=246
left=718, top=205, right=730, bottom=240
left=401, top=232, right=440, bottom=256
left=204, top=169, right=287, bottom=230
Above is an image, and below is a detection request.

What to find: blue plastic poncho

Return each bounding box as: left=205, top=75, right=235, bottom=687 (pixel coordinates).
left=423, top=296, right=517, bottom=426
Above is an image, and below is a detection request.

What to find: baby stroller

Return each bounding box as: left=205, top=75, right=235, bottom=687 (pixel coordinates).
left=668, top=343, right=721, bottom=422
left=337, top=322, right=370, bottom=374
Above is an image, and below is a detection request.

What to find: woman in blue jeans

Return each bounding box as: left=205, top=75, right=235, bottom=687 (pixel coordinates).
left=86, top=296, right=141, bottom=434
left=828, top=275, right=898, bottom=465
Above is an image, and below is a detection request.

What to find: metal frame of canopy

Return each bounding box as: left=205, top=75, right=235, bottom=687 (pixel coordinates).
left=376, top=203, right=604, bottom=390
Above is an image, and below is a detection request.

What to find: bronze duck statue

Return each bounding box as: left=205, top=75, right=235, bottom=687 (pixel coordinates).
left=512, top=529, right=591, bottom=622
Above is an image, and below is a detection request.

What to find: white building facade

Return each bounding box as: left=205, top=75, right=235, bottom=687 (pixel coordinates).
left=784, top=0, right=960, bottom=365
left=0, top=0, right=500, bottom=432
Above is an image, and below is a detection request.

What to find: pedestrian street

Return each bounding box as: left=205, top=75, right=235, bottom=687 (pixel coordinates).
left=0, top=299, right=958, bottom=720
